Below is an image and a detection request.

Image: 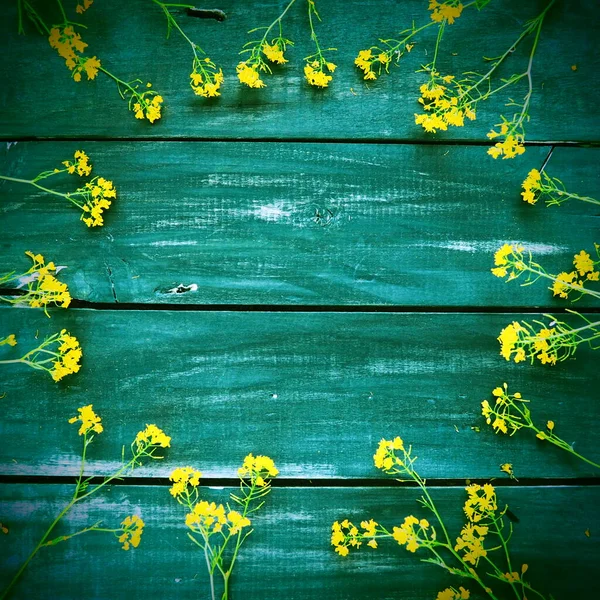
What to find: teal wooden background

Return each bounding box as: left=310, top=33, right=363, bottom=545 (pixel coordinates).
left=1, top=0, right=599, bottom=598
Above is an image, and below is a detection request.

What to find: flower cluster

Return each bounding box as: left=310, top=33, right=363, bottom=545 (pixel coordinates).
left=118, top=515, right=144, bottom=551
left=481, top=384, right=600, bottom=469
left=76, top=0, right=94, bottom=14
left=498, top=312, right=599, bottom=366
left=190, top=57, right=224, bottom=97
left=354, top=48, right=394, bottom=80
left=238, top=453, right=279, bottom=487
left=169, top=466, right=203, bottom=498
left=330, top=518, right=379, bottom=556
left=63, top=150, right=92, bottom=177
left=414, top=73, right=476, bottom=133
left=428, top=1, right=465, bottom=24
left=304, top=60, right=336, bottom=88
left=72, top=176, right=117, bottom=227
left=1, top=330, right=82, bottom=381
left=170, top=454, right=277, bottom=598
left=332, top=437, right=546, bottom=599
left=492, top=243, right=600, bottom=301
left=487, top=120, right=526, bottom=159
left=0, top=251, right=71, bottom=314
left=521, top=168, right=600, bottom=207
left=48, top=26, right=101, bottom=82
left=134, top=424, right=172, bottom=454
left=436, top=587, right=471, bottom=600
left=0, top=334, right=17, bottom=347
left=131, top=89, right=164, bottom=124
left=69, top=404, right=103, bottom=436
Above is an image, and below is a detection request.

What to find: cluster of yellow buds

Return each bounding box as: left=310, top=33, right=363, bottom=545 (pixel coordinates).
left=415, top=74, right=476, bottom=133
left=132, top=88, right=164, bottom=124
left=48, top=26, right=101, bottom=82
left=118, top=515, right=145, bottom=551
left=487, top=120, right=525, bottom=159
left=74, top=176, right=117, bottom=227
left=169, top=466, right=202, bottom=498
left=354, top=48, right=394, bottom=80
left=238, top=453, right=279, bottom=487
left=69, top=404, right=103, bottom=436
left=51, top=329, right=83, bottom=381
left=428, top=0, right=465, bottom=24
left=190, top=57, right=224, bottom=97
left=62, top=150, right=92, bottom=177
left=304, top=59, right=336, bottom=88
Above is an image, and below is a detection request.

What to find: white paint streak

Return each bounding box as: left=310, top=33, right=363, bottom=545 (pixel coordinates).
left=415, top=240, right=567, bottom=254
left=254, top=203, right=293, bottom=221
left=149, top=240, right=198, bottom=247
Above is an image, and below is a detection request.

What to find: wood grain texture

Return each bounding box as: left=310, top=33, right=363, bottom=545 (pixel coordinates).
left=0, top=0, right=598, bottom=141
left=0, top=484, right=598, bottom=599
left=1, top=308, right=598, bottom=480
left=1, top=142, right=598, bottom=306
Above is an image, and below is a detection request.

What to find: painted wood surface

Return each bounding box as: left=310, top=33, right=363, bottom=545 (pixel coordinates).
left=0, top=0, right=598, bottom=141
left=1, top=484, right=598, bottom=599
left=1, top=143, right=598, bottom=307
left=1, top=308, right=598, bottom=480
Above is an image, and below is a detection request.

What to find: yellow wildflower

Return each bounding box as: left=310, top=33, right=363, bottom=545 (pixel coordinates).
left=79, top=176, right=116, bottom=227
left=51, top=330, right=83, bottom=381
left=437, top=587, right=471, bottom=600
left=521, top=168, right=541, bottom=204
left=551, top=271, right=577, bottom=299
left=429, top=0, right=464, bottom=24
left=547, top=420, right=555, bottom=431
left=263, top=42, right=288, bottom=64
left=185, top=500, right=227, bottom=534
left=373, top=436, right=404, bottom=470
left=76, top=0, right=94, bottom=14
left=487, top=134, right=525, bottom=160
left=63, top=150, right=92, bottom=176
left=22, top=250, right=72, bottom=311
left=392, top=515, right=424, bottom=553
left=0, top=334, right=17, bottom=347
left=573, top=250, right=595, bottom=276
left=237, top=62, right=266, bottom=88
left=69, top=404, right=103, bottom=436
left=238, top=453, right=279, bottom=486
left=500, top=463, right=514, bottom=478
left=135, top=424, right=171, bottom=450
left=304, top=61, right=335, bottom=88
left=169, top=466, right=202, bottom=498
left=227, top=510, right=251, bottom=535
left=119, top=515, right=144, bottom=550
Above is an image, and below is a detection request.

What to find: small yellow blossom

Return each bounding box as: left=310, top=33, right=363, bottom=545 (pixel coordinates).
left=236, top=62, right=266, bottom=88
left=238, top=453, right=279, bottom=486
left=51, top=330, right=83, bottom=381
left=521, top=168, right=541, bottom=204
left=263, top=42, right=288, bottom=64
left=304, top=61, right=335, bottom=88
left=437, top=587, right=470, bottom=600
left=227, top=510, right=251, bottom=535
left=63, top=150, right=92, bottom=177
left=119, top=515, right=144, bottom=550
left=135, top=424, right=171, bottom=450
left=0, top=334, right=17, bottom=347
left=78, top=176, right=116, bottom=227
left=169, top=466, right=202, bottom=498
left=429, top=1, right=464, bottom=24
left=69, top=404, right=103, bottom=436
left=185, top=500, right=227, bottom=534
left=76, top=0, right=94, bottom=14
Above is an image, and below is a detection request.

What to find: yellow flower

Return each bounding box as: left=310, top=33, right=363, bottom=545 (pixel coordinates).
left=551, top=271, right=577, bottom=299
left=392, top=515, right=422, bottom=553
left=69, top=404, right=103, bottom=436
left=0, top=334, right=17, bottom=347
left=437, top=588, right=470, bottom=600
left=76, top=0, right=94, bottom=14
left=186, top=500, right=227, bottom=534
left=119, top=515, right=144, bottom=550
left=135, top=424, right=171, bottom=451
left=429, top=1, right=464, bottom=24
left=227, top=510, right=251, bottom=535
left=50, top=330, right=83, bottom=381
left=263, top=42, right=288, bottom=64
left=487, top=134, right=526, bottom=160
left=79, top=176, right=116, bottom=227
left=521, top=168, right=541, bottom=204
left=500, top=463, right=514, bottom=477
left=169, top=466, right=202, bottom=497
left=63, top=150, right=92, bottom=176
left=547, top=420, right=555, bottom=431
left=237, top=62, right=266, bottom=88
left=304, top=62, right=334, bottom=88
left=22, top=250, right=72, bottom=310
left=573, top=250, right=595, bottom=276
left=238, top=453, right=279, bottom=486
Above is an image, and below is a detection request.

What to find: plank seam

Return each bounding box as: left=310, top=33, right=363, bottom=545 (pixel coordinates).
left=0, top=476, right=598, bottom=488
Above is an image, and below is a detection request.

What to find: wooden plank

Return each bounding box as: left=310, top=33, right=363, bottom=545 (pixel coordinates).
left=1, top=308, right=598, bottom=480
left=0, top=0, right=598, bottom=141
left=0, top=484, right=598, bottom=599
left=1, top=142, right=598, bottom=307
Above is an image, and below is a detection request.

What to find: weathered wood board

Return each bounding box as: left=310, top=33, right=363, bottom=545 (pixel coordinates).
left=1, top=485, right=598, bottom=599
left=0, top=0, right=598, bottom=141
left=1, top=308, right=598, bottom=480
left=1, top=143, right=598, bottom=306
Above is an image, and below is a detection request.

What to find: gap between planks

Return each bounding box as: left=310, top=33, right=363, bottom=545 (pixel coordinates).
left=1, top=476, right=599, bottom=488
